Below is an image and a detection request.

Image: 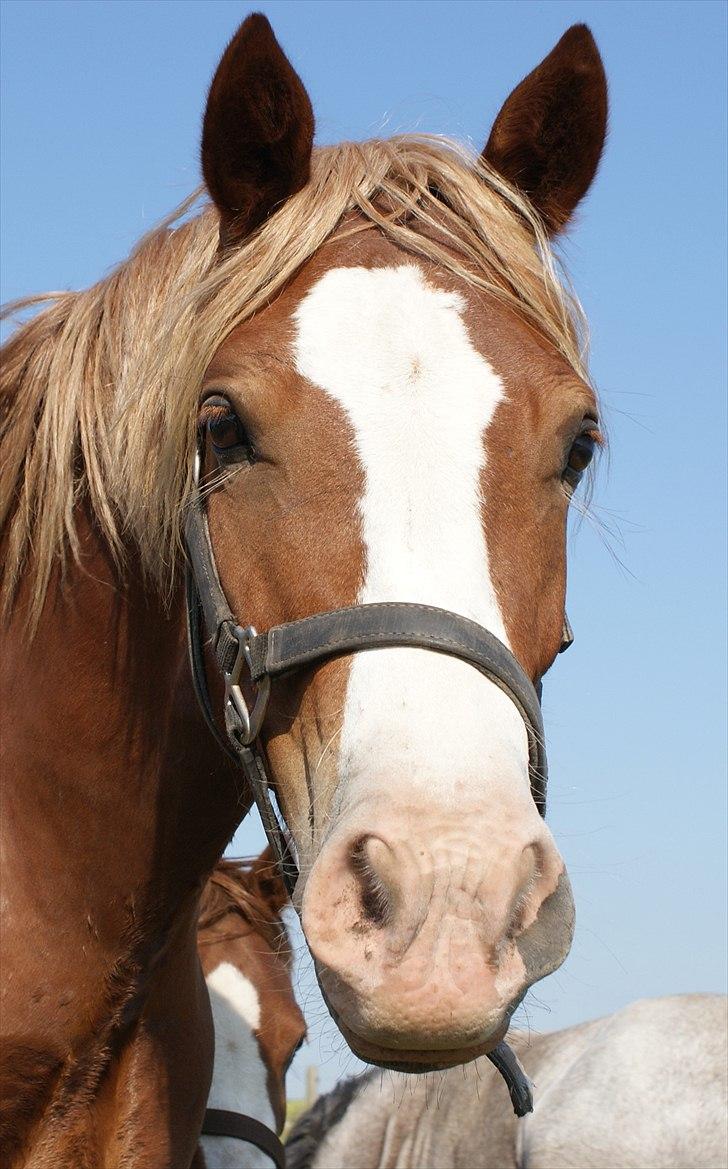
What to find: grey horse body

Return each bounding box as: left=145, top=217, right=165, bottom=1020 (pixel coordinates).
left=287, top=995, right=727, bottom=1169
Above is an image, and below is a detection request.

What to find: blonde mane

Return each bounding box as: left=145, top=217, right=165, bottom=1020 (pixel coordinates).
left=0, top=136, right=588, bottom=630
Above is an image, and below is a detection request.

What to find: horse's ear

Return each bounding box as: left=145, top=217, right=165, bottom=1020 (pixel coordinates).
left=201, top=13, right=314, bottom=247
left=250, top=847, right=289, bottom=912
left=483, top=25, right=607, bottom=234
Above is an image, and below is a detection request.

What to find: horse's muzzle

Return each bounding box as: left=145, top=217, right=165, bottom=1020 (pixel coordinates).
left=300, top=800, right=575, bottom=1066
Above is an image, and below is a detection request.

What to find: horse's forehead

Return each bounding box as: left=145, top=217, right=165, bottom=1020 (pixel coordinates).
left=215, top=244, right=579, bottom=403
left=208, top=233, right=593, bottom=432
left=291, top=263, right=493, bottom=418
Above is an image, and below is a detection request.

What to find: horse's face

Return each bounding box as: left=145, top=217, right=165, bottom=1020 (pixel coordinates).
left=198, top=16, right=606, bottom=1069
left=201, top=944, right=305, bottom=1134
left=198, top=861, right=306, bottom=1136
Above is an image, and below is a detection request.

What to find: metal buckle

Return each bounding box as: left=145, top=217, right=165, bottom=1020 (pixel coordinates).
left=224, top=625, right=271, bottom=746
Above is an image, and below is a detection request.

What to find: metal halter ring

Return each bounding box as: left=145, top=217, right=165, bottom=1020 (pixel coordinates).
left=223, top=625, right=271, bottom=746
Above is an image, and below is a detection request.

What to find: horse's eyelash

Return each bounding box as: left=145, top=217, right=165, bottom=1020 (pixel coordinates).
left=199, top=402, right=234, bottom=427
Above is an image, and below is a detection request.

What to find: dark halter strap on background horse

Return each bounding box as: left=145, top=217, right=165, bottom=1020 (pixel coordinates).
left=202, top=1107, right=286, bottom=1168
left=185, top=446, right=572, bottom=1119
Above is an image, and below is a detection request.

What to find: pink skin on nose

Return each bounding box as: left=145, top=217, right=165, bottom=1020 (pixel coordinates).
left=301, top=799, right=573, bottom=1059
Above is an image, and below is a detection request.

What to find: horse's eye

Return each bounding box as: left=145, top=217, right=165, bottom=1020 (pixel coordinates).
left=209, top=411, right=244, bottom=451
left=563, top=422, right=599, bottom=492
left=200, top=396, right=254, bottom=461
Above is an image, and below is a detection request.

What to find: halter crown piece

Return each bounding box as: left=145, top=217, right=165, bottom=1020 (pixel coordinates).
left=185, top=440, right=572, bottom=1118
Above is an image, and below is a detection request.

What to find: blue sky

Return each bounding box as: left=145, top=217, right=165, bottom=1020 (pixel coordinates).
left=2, top=1, right=726, bottom=1096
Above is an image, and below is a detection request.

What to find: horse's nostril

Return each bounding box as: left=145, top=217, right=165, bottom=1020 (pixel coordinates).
left=350, top=836, right=392, bottom=927
left=503, top=845, right=541, bottom=941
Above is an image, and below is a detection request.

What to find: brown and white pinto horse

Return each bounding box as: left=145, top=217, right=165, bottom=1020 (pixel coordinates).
left=0, top=13, right=607, bottom=1167
left=195, top=852, right=305, bottom=1169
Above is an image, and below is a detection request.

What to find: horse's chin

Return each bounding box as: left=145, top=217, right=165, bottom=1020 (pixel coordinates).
left=325, top=998, right=509, bottom=1073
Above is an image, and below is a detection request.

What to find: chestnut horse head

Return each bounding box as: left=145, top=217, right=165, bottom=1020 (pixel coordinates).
left=190, top=15, right=606, bottom=1068
left=1, top=13, right=607, bottom=1114
left=196, top=851, right=305, bottom=1168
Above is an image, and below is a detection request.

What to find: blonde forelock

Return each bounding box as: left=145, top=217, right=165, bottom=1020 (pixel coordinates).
left=0, top=137, right=589, bottom=631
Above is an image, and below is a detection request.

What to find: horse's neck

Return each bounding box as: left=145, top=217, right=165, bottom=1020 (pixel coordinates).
left=0, top=507, right=248, bottom=1164
left=202, top=959, right=279, bottom=1168
left=3, top=504, right=242, bottom=928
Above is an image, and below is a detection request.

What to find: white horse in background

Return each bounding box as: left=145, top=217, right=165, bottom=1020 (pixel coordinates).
left=286, top=995, right=727, bottom=1169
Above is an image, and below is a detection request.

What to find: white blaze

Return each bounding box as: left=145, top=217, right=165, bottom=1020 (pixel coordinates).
left=203, top=962, right=277, bottom=1169
left=293, top=265, right=528, bottom=808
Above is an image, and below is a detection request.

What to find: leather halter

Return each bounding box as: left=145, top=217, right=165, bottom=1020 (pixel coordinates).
left=201, top=1108, right=285, bottom=1168
left=185, top=444, right=569, bottom=1119
left=184, top=446, right=573, bottom=897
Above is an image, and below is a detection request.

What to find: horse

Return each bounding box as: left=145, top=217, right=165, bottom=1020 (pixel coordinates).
left=194, top=851, right=306, bottom=1169
left=0, top=12, right=608, bottom=1165
left=285, top=995, right=728, bottom=1169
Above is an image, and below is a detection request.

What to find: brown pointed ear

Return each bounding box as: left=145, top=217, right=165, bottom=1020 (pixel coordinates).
left=249, top=846, right=289, bottom=913
left=483, top=25, right=607, bottom=234
left=201, top=13, right=314, bottom=247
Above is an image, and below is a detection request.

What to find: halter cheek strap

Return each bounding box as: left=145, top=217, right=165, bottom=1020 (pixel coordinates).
left=185, top=563, right=298, bottom=892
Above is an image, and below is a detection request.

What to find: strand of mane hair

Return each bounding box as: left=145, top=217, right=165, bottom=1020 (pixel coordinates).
left=197, top=852, right=290, bottom=961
